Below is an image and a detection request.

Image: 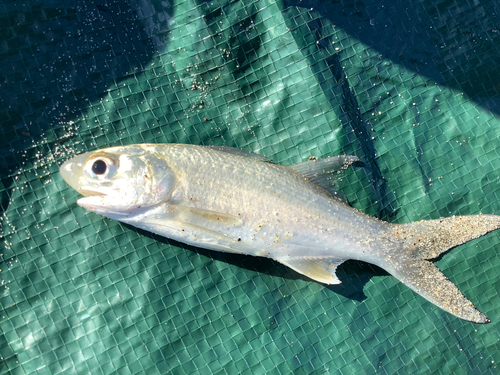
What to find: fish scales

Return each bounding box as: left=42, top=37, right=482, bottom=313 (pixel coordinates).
left=60, top=143, right=500, bottom=323
left=165, top=144, right=385, bottom=259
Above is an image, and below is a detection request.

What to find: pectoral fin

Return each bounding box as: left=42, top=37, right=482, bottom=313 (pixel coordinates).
left=277, top=257, right=345, bottom=284
left=119, top=205, right=248, bottom=254
left=130, top=217, right=253, bottom=255
left=163, top=205, right=244, bottom=228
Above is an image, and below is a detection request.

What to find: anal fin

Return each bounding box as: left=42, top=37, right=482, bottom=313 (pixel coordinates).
left=277, top=257, right=345, bottom=284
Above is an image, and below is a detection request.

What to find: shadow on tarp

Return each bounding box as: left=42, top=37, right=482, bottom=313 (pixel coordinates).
left=283, top=0, right=500, bottom=113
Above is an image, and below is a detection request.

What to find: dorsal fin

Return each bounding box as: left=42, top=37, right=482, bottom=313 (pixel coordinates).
left=289, top=155, right=360, bottom=201
left=203, top=145, right=272, bottom=162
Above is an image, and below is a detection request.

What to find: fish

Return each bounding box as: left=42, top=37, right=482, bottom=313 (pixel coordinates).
left=60, top=143, right=500, bottom=323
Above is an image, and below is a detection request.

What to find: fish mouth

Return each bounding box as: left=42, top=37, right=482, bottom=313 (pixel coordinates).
left=76, top=194, right=117, bottom=214
left=76, top=186, right=113, bottom=212
left=76, top=192, right=141, bottom=220
left=78, top=186, right=108, bottom=197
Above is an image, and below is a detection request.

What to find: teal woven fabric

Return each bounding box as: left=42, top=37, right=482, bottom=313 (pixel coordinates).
left=2, top=0, right=500, bottom=373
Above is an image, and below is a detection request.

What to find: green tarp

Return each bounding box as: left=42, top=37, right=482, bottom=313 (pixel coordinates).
left=2, top=0, right=500, bottom=373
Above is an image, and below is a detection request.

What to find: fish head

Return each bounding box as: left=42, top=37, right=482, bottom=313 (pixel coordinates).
left=60, top=145, right=176, bottom=218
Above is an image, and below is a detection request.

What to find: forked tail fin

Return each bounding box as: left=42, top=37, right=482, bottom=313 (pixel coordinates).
left=386, top=215, right=500, bottom=323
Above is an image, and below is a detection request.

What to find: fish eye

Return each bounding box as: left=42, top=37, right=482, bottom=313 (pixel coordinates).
left=92, top=159, right=107, bottom=175
left=84, top=155, right=117, bottom=180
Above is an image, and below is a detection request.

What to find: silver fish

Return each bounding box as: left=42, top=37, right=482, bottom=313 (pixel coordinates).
left=60, top=143, right=500, bottom=323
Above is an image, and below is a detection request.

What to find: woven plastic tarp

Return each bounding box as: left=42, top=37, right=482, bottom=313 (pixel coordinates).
left=2, top=0, right=500, bottom=373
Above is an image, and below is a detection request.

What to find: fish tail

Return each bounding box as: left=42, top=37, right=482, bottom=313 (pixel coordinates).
left=385, top=214, right=500, bottom=323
